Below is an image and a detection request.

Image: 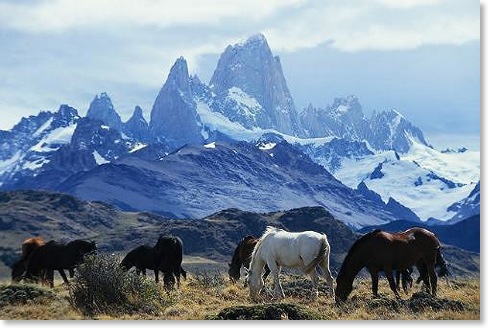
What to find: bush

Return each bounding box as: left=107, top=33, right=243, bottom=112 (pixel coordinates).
left=68, top=254, right=173, bottom=316
left=0, top=284, right=57, bottom=308
left=188, top=271, right=225, bottom=290
left=207, top=303, right=323, bottom=320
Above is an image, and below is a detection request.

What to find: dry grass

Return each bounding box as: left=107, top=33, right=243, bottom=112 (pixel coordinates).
left=0, top=270, right=480, bottom=320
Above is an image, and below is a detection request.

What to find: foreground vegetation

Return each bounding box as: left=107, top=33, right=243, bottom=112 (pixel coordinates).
left=0, top=259, right=480, bottom=320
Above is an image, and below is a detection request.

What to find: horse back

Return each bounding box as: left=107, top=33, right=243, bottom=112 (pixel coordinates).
left=122, top=245, right=157, bottom=270
left=155, top=236, right=184, bottom=270
left=21, top=237, right=45, bottom=259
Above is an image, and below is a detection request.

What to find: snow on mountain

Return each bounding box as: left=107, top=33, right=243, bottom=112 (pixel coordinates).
left=209, top=33, right=302, bottom=136
left=447, top=181, right=480, bottom=224
left=0, top=105, right=80, bottom=187
left=57, top=139, right=403, bottom=229
left=86, top=92, right=123, bottom=131
left=334, top=141, right=479, bottom=222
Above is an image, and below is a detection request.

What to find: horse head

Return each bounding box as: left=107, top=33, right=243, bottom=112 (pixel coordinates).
left=227, top=262, right=241, bottom=283
left=248, top=269, right=264, bottom=302
left=334, top=277, right=352, bottom=304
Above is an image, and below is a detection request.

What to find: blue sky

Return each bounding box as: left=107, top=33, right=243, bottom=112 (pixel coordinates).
left=0, top=0, right=480, bottom=150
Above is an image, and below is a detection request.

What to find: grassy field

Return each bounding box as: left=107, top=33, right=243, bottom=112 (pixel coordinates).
left=0, top=257, right=480, bottom=320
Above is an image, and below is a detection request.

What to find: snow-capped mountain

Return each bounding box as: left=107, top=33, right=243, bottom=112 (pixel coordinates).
left=447, top=181, right=480, bottom=224
left=299, top=95, right=430, bottom=154
left=209, top=33, right=302, bottom=136
left=0, top=105, right=80, bottom=188
left=0, top=33, right=479, bottom=227
left=334, top=141, right=479, bottom=221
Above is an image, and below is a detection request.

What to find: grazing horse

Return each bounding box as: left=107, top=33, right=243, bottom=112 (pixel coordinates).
left=120, top=245, right=163, bottom=280
left=154, top=235, right=187, bottom=289
left=248, top=226, right=335, bottom=301
left=335, top=228, right=442, bottom=303
left=25, top=239, right=97, bottom=288
left=228, top=236, right=270, bottom=285
left=121, top=236, right=187, bottom=289
left=11, top=237, right=46, bottom=283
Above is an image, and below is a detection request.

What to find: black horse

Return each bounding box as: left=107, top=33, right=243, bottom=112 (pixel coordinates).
left=120, top=245, right=163, bottom=280
left=154, top=235, right=187, bottom=289
left=120, top=236, right=186, bottom=289
left=24, top=239, right=97, bottom=288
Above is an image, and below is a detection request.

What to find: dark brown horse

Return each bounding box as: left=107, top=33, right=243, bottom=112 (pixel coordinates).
left=11, top=237, right=46, bottom=283
left=396, top=248, right=449, bottom=294
left=335, top=228, right=442, bottom=303
left=121, top=236, right=187, bottom=289
left=25, top=239, right=97, bottom=288
left=228, top=236, right=270, bottom=284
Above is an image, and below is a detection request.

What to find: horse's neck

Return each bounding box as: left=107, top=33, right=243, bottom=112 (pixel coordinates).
left=339, top=249, right=366, bottom=283
left=249, top=252, right=266, bottom=275
left=230, top=245, right=243, bottom=268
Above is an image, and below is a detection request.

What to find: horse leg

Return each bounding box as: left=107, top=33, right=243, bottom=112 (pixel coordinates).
left=370, top=269, right=379, bottom=298
left=154, top=270, right=159, bottom=283
left=384, top=269, right=400, bottom=298
left=268, top=262, right=284, bottom=299
left=395, top=271, right=401, bottom=292
left=310, top=270, right=319, bottom=298
left=263, top=265, right=271, bottom=287
left=319, top=259, right=335, bottom=297
left=426, top=263, right=437, bottom=296
left=58, top=269, right=70, bottom=286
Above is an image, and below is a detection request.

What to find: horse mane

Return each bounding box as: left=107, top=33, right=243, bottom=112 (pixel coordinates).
left=251, top=226, right=283, bottom=262
left=230, top=236, right=250, bottom=266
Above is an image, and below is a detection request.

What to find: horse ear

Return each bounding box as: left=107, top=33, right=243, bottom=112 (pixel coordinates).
left=228, top=263, right=231, bottom=267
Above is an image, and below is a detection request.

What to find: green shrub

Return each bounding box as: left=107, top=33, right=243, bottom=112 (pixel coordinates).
left=68, top=254, right=173, bottom=316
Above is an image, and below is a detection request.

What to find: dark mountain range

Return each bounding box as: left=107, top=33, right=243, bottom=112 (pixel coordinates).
left=0, top=190, right=478, bottom=279
left=55, top=138, right=415, bottom=229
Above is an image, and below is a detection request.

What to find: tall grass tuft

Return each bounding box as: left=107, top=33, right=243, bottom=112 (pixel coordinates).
left=68, top=254, right=173, bottom=317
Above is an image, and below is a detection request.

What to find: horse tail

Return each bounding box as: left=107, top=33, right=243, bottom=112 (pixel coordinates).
left=435, top=248, right=449, bottom=277
left=304, top=235, right=328, bottom=275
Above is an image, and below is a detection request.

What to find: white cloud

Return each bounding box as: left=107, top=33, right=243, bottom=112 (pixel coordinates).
left=0, top=0, right=480, bottom=131
left=0, top=0, right=306, bottom=32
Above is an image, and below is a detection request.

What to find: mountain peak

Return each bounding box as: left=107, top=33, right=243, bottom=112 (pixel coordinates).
left=86, top=93, right=123, bottom=131
left=149, top=57, right=202, bottom=146
left=239, top=33, right=268, bottom=48
left=124, top=106, right=149, bottom=142
left=209, top=34, right=301, bottom=136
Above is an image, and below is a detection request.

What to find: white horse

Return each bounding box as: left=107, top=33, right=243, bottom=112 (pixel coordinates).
left=248, top=226, right=335, bottom=301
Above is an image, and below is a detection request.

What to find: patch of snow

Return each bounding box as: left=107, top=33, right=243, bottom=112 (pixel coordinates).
left=227, top=87, right=262, bottom=119
left=32, top=117, right=53, bottom=137
left=30, top=124, right=77, bottom=153
left=92, top=150, right=110, bottom=165
left=259, top=142, right=276, bottom=150
left=0, top=151, right=22, bottom=173
left=22, top=157, right=50, bottom=171
left=204, top=142, right=216, bottom=149
left=129, top=143, right=147, bottom=153
left=101, top=125, right=110, bottom=130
